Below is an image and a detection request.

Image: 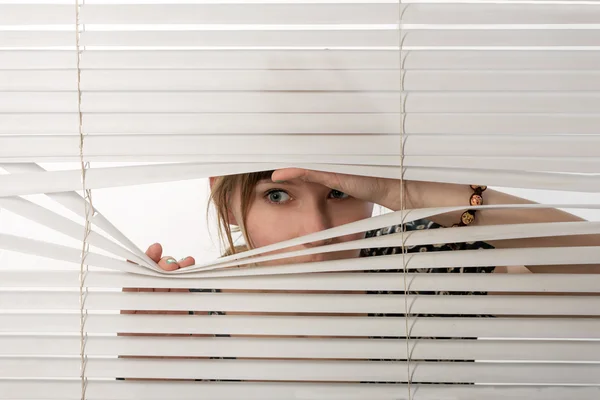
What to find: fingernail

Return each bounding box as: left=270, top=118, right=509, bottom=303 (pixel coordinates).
left=166, top=258, right=177, bottom=264
left=179, top=257, right=187, bottom=262
left=273, top=180, right=285, bottom=184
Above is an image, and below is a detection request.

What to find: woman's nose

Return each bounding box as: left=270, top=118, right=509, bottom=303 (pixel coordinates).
left=301, top=206, right=334, bottom=248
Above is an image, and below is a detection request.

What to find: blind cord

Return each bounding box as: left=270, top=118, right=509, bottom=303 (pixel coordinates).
left=75, top=1, right=92, bottom=399
left=398, top=2, right=413, bottom=399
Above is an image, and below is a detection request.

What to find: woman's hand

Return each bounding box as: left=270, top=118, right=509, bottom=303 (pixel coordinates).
left=145, top=242, right=196, bottom=271
left=271, top=168, right=405, bottom=211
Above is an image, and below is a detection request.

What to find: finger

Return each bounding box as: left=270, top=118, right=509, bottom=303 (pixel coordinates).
left=145, top=243, right=163, bottom=263
left=272, top=168, right=342, bottom=191
left=157, top=256, right=180, bottom=271
left=178, top=256, right=196, bottom=269
left=271, top=168, right=308, bottom=182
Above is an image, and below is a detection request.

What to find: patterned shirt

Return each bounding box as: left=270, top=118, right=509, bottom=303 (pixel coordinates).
left=362, top=218, right=496, bottom=297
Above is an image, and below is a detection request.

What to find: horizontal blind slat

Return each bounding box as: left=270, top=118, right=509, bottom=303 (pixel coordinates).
left=0, top=92, right=399, bottom=113
left=2, top=154, right=599, bottom=174
left=3, top=336, right=600, bottom=361
left=0, top=49, right=402, bottom=70
left=4, top=92, right=600, bottom=113
left=5, top=4, right=600, bottom=25
left=3, top=230, right=599, bottom=277
left=1, top=381, right=599, bottom=400
left=4, top=30, right=599, bottom=48
left=3, top=162, right=600, bottom=195
left=5, top=70, right=600, bottom=91
left=2, top=113, right=598, bottom=135
left=4, top=3, right=600, bottom=26
left=0, top=30, right=396, bottom=48
left=3, top=271, right=600, bottom=293
left=190, top=246, right=600, bottom=278
left=202, top=220, right=600, bottom=270
left=77, top=30, right=600, bottom=48
left=3, top=291, right=600, bottom=315
left=0, top=3, right=396, bottom=25
left=0, top=69, right=401, bottom=92
left=2, top=134, right=598, bottom=158
left=3, top=358, right=600, bottom=383
left=5, top=50, right=600, bottom=70
left=3, top=314, right=599, bottom=338
left=80, top=3, right=600, bottom=25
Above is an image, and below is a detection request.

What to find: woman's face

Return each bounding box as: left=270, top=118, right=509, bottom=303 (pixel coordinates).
left=230, top=177, right=374, bottom=265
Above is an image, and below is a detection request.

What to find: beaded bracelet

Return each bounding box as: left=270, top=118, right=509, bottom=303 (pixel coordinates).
left=452, top=185, right=487, bottom=227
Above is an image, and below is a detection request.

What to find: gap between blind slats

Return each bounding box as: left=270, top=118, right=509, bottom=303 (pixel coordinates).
left=3, top=166, right=593, bottom=268
left=1, top=196, right=599, bottom=272
left=0, top=381, right=598, bottom=400
left=0, top=196, right=154, bottom=268
left=3, top=291, right=600, bottom=315
left=2, top=30, right=600, bottom=48
left=5, top=70, right=600, bottom=91
left=182, top=246, right=600, bottom=278
left=4, top=3, right=600, bottom=25
left=3, top=272, right=600, bottom=293
left=176, top=220, right=600, bottom=272
left=0, top=164, right=156, bottom=270
left=5, top=92, right=600, bottom=113
left=3, top=314, right=600, bottom=338
left=2, top=336, right=600, bottom=361
left=186, top=221, right=600, bottom=271
left=3, top=50, right=600, bottom=70
left=1, top=113, right=599, bottom=135
left=3, top=358, right=600, bottom=383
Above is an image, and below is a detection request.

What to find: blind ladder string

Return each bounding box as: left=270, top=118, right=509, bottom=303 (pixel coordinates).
left=75, top=1, right=93, bottom=399
left=398, top=2, right=413, bottom=398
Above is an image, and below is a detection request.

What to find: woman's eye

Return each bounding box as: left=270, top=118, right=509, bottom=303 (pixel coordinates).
left=329, top=189, right=349, bottom=199
left=266, top=190, right=290, bottom=204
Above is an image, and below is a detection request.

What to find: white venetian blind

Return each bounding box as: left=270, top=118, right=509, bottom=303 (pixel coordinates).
left=1, top=0, right=600, bottom=399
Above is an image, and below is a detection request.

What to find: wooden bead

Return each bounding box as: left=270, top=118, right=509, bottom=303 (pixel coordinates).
left=448, top=185, right=486, bottom=228
left=461, top=211, right=476, bottom=225
left=470, top=193, right=483, bottom=206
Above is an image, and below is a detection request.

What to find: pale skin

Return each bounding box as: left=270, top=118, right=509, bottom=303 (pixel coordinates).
left=149, top=168, right=600, bottom=274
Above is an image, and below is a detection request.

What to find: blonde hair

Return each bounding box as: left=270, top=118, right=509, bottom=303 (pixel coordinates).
left=208, top=170, right=274, bottom=256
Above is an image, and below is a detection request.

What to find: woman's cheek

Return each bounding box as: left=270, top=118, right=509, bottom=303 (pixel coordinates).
left=333, top=199, right=373, bottom=222
left=245, top=203, right=298, bottom=248
left=246, top=198, right=371, bottom=250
